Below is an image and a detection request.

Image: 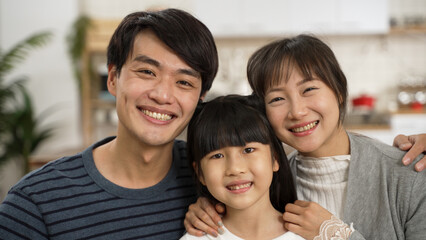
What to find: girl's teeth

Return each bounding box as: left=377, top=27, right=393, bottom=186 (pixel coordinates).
left=292, top=121, right=318, bottom=133
left=142, top=110, right=172, bottom=121
left=228, top=182, right=251, bottom=190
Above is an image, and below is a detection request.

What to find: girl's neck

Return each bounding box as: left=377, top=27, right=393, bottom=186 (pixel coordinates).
left=222, top=200, right=286, bottom=240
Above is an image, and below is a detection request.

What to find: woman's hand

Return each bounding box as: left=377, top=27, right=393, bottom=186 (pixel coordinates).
left=283, top=200, right=333, bottom=240
left=393, top=134, right=426, bottom=172
left=184, top=197, right=225, bottom=237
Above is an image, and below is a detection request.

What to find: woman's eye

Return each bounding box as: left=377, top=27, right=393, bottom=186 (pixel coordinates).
left=243, top=147, right=254, bottom=154
left=303, top=87, right=318, bottom=93
left=268, top=97, right=284, bottom=104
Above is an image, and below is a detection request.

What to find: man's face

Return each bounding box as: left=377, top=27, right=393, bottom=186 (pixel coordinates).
left=108, top=30, right=203, bottom=147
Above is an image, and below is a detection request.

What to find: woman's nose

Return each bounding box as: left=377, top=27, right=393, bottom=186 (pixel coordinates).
left=288, top=98, right=308, bottom=120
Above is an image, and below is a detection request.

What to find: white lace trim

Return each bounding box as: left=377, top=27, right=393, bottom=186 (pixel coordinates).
left=313, top=215, right=354, bottom=240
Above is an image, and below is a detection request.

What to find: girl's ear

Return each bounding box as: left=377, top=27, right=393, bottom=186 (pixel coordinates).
left=192, top=162, right=206, bottom=185
left=272, top=155, right=280, bottom=172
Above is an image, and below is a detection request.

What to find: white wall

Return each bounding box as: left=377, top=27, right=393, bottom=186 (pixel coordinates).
left=0, top=0, right=80, bottom=199
left=0, top=0, right=81, bottom=152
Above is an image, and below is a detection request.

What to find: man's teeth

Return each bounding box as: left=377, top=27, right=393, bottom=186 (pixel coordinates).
left=228, top=183, right=251, bottom=190
left=291, top=121, right=318, bottom=133
left=142, top=109, right=172, bottom=121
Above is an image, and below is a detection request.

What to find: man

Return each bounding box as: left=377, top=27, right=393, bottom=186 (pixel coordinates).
left=0, top=8, right=218, bottom=239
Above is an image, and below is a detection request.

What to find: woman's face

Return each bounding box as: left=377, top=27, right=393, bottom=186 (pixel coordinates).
left=264, top=69, right=348, bottom=157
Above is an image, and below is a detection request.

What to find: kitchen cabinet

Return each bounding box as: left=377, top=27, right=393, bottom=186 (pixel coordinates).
left=194, top=0, right=389, bottom=37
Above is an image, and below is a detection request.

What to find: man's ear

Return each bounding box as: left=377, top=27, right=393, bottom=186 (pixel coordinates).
left=192, top=162, right=206, bottom=185
left=107, top=64, right=118, bottom=97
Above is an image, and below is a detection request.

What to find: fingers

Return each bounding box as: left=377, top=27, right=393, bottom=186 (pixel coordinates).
left=393, top=134, right=412, bottom=150
left=415, top=156, right=426, bottom=172
left=184, top=208, right=218, bottom=237
left=402, top=140, right=424, bottom=165
left=183, top=218, right=207, bottom=237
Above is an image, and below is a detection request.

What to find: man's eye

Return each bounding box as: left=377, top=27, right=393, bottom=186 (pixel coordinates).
left=177, top=80, right=193, bottom=87
left=243, top=147, right=254, bottom=154
left=139, top=69, right=155, bottom=76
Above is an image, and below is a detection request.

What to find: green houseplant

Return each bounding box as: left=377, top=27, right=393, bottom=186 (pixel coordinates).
left=0, top=31, right=54, bottom=174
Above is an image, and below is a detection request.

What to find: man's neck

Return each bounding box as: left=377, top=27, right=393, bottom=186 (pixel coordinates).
left=92, top=136, right=174, bottom=189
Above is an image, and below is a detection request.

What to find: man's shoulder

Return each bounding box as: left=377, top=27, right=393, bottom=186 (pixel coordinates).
left=10, top=152, right=85, bottom=193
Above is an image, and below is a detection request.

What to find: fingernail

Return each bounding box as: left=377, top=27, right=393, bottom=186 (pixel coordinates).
left=403, top=157, right=411, bottom=165
left=415, top=163, right=424, bottom=172
left=210, top=231, right=218, bottom=237
left=218, top=221, right=224, bottom=227
left=218, top=227, right=225, bottom=235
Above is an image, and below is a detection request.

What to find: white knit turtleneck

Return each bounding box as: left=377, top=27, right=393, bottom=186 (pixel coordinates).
left=295, top=154, right=351, bottom=218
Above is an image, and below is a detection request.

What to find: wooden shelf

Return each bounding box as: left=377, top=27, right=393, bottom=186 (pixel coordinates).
left=81, top=19, right=121, bottom=147
left=389, top=25, right=426, bottom=34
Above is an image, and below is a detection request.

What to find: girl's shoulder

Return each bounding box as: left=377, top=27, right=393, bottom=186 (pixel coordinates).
left=275, top=231, right=305, bottom=240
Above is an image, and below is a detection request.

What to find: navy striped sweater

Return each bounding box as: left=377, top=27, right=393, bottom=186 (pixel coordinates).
left=0, top=137, right=197, bottom=239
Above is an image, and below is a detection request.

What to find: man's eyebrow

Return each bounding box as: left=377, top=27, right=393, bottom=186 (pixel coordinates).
left=133, top=55, right=200, bottom=79
left=133, top=55, right=160, bottom=67
left=178, top=68, right=201, bottom=79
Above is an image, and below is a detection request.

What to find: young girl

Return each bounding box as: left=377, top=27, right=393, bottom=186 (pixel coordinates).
left=186, top=35, right=426, bottom=239
left=180, top=95, right=304, bottom=240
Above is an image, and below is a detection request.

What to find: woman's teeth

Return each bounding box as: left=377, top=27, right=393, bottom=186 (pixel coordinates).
left=291, top=121, right=318, bottom=133
left=228, top=182, right=252, bottom=190
left=142, top=109, right=172, bottom=121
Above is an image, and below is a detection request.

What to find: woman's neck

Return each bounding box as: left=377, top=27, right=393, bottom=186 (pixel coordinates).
left=222, top=199, right=286, bottom=240
left=302, top=126, right=350, bottom=158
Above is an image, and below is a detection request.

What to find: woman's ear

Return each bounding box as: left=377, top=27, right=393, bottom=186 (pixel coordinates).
left=107, top=64, right=118, bottom=97
left=192, top=162, right=206, bottom=185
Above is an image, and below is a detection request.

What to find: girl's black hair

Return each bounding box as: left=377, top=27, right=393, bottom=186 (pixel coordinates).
left=187, top=94, right=297, bottom=212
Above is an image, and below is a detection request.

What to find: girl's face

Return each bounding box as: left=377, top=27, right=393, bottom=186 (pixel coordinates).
left=264, top=69, right=348, bottom=157
left=198, top=142, right=279, bottom=211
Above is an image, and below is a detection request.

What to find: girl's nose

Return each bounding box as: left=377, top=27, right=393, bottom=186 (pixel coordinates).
left=225, top=153, right=247, bottom=176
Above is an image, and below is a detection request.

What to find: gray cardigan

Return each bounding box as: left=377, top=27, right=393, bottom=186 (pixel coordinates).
left=288, top=132, right=426, bottom=240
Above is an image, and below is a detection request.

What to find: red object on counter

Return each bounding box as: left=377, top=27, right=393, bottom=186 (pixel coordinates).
left=411, top=101, right=424, bottom=110
left=352, top=94, right=375, bottom=109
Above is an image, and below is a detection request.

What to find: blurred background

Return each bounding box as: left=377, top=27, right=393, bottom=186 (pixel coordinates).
left=0, top=0, right=425, bottom=200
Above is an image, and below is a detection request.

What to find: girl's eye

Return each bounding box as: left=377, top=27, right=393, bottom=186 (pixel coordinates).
left=268, top=97, right=284, bottom=104
left=211, top=153, right=224, bottom=159
left=243, top=147, right=255, bottom=154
